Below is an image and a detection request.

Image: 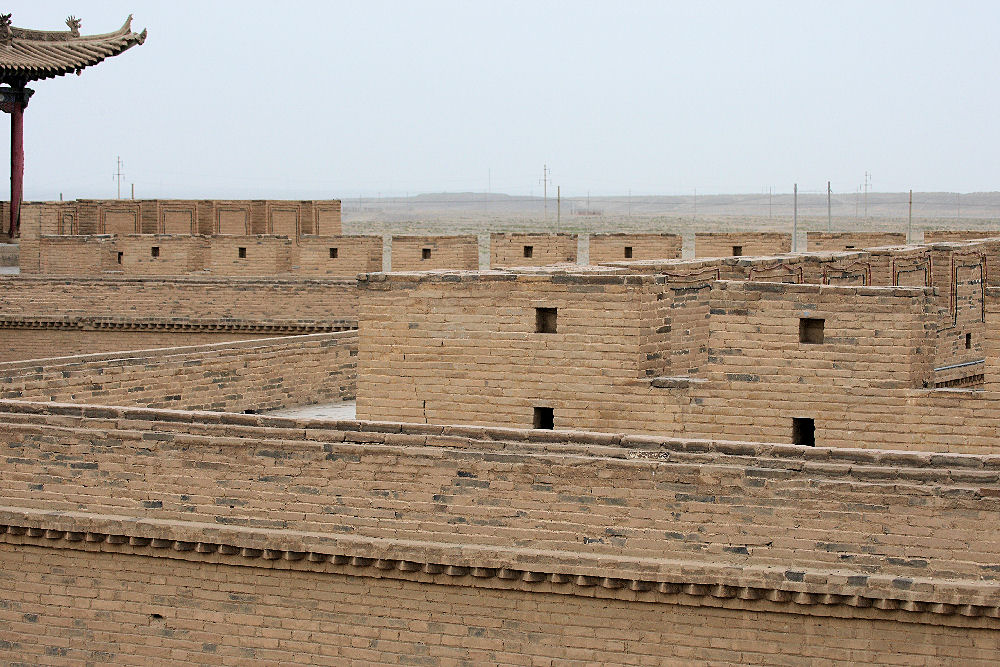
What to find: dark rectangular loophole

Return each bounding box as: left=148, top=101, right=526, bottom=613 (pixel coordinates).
left=799, top=318, right=824, bottom=344
left=422, top=248, right=431, bottom=260
left=792, top=418, right=815, bottom=447
left=523, top=245, right=534, bottom=258
left=966, top=333, right=972, bottom=349
left=845, top=245, right=856, bottom=249
left=329, top=247, right=338, bottom=259
left=732, top=245, right=743, bottom=256
left=116, top=251, right=123, bottom=265
left=150, top=246, right=160, bottom=258
left=535, top=307, right=557, bottom=333
left=624, top=246, right=633, bottom=258
left=533, top=407, right=554, bottom=430
left=238, top=247, right=247, bottom=259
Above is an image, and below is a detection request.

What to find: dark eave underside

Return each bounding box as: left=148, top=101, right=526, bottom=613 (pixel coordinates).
left=0, top=16, right=146, bottom=85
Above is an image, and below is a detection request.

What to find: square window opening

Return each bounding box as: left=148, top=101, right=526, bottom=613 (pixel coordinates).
left=624, top=246, right=633, bottom=259
left=535, top=307, right=557, bottom=334
left=966, top=332, right=972, bottom=349
left=238, top=247, right=247, bottom=259
left=329, top=247, right=338, bottom=259
left=523, top=245, right=534, bottom=258
left=116, top=251, right=123, bottom=265
left=792, top=417, right=815, bottom=447
left=732, top=245, right=743, bottom=256
left=533, top=406, right=554, bottom=430
left=151, top=246, right=160, bottom=258
left=422, top=248, right=432, bottom=260
left=799, top=317, right=824, bottom=344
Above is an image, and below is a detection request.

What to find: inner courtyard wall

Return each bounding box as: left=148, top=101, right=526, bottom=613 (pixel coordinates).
left=0, top=328, right=281, bottom=364
left=0, top=275, right=359, bottom=323
left=0, top=331, right=356, bottom=411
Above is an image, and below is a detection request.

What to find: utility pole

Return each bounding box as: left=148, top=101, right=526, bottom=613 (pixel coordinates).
left=113, top=156, right=125, bottom=199
left=793, top=183, right=798, bottom=252
left=539, top=164, right=550, bottom=219
left=557, top=186, right=561, bottom=225
left=907, top=189, right=913, bottom=243
left=827, top=181, right=832, bottom=232
left=131, top=183, right=134, bottom=200
left=863, top=171, right=871, bottom=219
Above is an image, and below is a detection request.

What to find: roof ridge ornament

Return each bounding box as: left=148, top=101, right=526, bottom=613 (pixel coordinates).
left=0, top=14, right=11, bottom=46
left=65, top=15, right=81, bottom=38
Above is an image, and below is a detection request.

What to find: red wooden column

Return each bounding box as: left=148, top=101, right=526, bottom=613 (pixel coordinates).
left=0, top=86, right=32, bottom=238
left=9, top=95, right=22, bottom=237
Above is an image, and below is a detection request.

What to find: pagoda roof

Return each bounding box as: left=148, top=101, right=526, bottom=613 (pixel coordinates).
left=0, top=14, right=146, bottom=86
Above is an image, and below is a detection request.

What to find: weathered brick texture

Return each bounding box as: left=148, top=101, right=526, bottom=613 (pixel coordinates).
left=295, top=236, right=383, bottom=276
left=490, top=233, right=577, bottom=267
left=390, top=235, right=480, bottom=271
left=806, top=231, right=907, bottom=252
left=588, top=233, right=681, bottom=263
left=694, top=232, right=792, bottom=257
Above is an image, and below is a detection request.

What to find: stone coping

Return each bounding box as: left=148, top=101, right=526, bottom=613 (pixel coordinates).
left=714, top=279, right=935, bottom=297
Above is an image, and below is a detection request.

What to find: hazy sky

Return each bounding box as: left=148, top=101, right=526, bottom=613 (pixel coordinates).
left=5, top=1, right=1000, bottom=199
